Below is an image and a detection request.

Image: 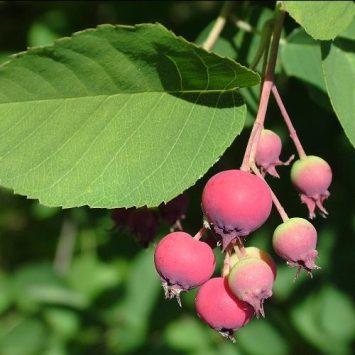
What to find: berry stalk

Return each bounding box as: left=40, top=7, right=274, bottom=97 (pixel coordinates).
left=193, top=227, right=207, bottom=240
left=251, top=164, right=289, bottom=222
left=241, top=8, right=285, bottom=171
left=271, top=85, right=307, bottom=159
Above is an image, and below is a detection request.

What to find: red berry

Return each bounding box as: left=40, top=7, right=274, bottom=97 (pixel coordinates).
left=154, top=231, right=215, bottom=306
left=255, top=129, right=294, bottom=178
left=291, top=156, right=332, bottom=218
left=195, top=277, right=254, bottom=341
left=273, top=217, right=319, bottom=277
left=228, top=257, right=275, bottom=317
left=202, top=170, right=272, bottom=250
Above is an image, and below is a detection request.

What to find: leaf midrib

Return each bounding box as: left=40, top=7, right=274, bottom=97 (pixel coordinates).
left=0, top=87, right=241, bottom=106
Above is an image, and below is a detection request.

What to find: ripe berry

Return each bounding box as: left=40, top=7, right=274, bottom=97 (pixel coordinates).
left=202, top=170, right=272, bottom=250
left=228, top=257, right=274, bottom=317
left=273, top=217, right=319, bottom=276
left=195, top=277, right=254, bottom=341
left=229, top=247, right=277, bottom=279
left=291, top=156, right=332, bottom=218
left=154, top=231, right=215, bottom=306
left=255, top=129, right=294, bottom=177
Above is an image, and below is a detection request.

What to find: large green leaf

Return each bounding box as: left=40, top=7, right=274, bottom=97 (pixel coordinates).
left=291, top=285, right=355, bottom=354
left=283, top=1, right=355, bottom=40
left=281, top=28, right=325, bottom=91
left=0, top=23, right=259, bottom=208
left=321, top=37, right=355, bottom=147
left=280, top=28, right=332, bottom=111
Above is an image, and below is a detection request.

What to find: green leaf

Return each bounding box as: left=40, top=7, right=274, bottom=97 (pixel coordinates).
left=238, top=319, right=289, bottom=355
left=280, top=28, right=331, bottom=111
left=321, top=37, right=355, bottom=147
left=196, top=7, right=277, bottom=126
left=281, top=28, right=325, bottom=92
left=291, top=285, right=355, bottom=354
left=165, top=317, right=212, bottom=352
left=28, top=22, right=59, bottom=47
left=12, top=262, right=87, bottom=310
left=67, top=255, right=121, bottom=302
left=0, top=23, right=259, bottom=208
left=44, top=308, right=80, bottom=340
left=106, top=248, right=160, bottom=353
left=0, top=272, right=12, bottom=314
left=0, top=318, right=47, bottom=355
left=283, top=1, right=355, bottom=40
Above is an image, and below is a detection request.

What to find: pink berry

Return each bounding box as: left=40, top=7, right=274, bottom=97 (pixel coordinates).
left=291, top=156, right=332, bottom=218
left=229, top=247, right=277, bottom=279
left=228, top=257, right=274, bottom=317
left=195, top=277, right=254, bottom=341
left=273, top=217, right=319, bottom=277
left=255, top=129, right=294, bottom=178
left=154, top=231, right=215, bottom=306
left=202, top=170, right=272, bottom=250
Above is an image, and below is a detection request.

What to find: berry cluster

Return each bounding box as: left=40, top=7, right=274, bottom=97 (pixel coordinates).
left=153, top=94, right=332, bottom=341
left=111, top=194, right=188, bottom=247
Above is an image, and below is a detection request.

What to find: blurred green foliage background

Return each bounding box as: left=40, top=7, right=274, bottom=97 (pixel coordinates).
left=0, top=1, right=354, bottom=354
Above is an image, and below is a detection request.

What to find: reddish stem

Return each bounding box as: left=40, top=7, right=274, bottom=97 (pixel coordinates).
left=271, top=85, right=307, bottom=159
left=241, top=80, right=273, bottom=171
left=241, top=9, right=285, bottom=171
left=193, top=227, right=206, bottom=240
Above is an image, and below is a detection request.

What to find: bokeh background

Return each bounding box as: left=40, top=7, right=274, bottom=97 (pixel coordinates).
left=0, top=1, right=354, bottom=354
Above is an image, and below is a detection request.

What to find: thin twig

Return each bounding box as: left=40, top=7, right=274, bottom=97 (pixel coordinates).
left=250, top=19, right=274, bottom=70
left=193, top=227, right=206, bottom=240
left=202, top=1, right=234, bottom=51
left=272, top=85, right=307, bottom=159
left=240, top=8, right=285, bottom=171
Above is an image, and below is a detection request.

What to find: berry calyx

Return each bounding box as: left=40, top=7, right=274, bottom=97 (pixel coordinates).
left=273, top=217, right=319, bottom=277
left=228, top=257, right=274, bottom=317
left=255, top=129, right=294, bottom=178
left=195, top=277, right=254, bottom=342
left=202, top=170, right=272, bottom=250
left=154, top=231, right=215, bottom=306
left=291, top=156, right=332, bottom=218
left=229, top=246, right=277, bottom=279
